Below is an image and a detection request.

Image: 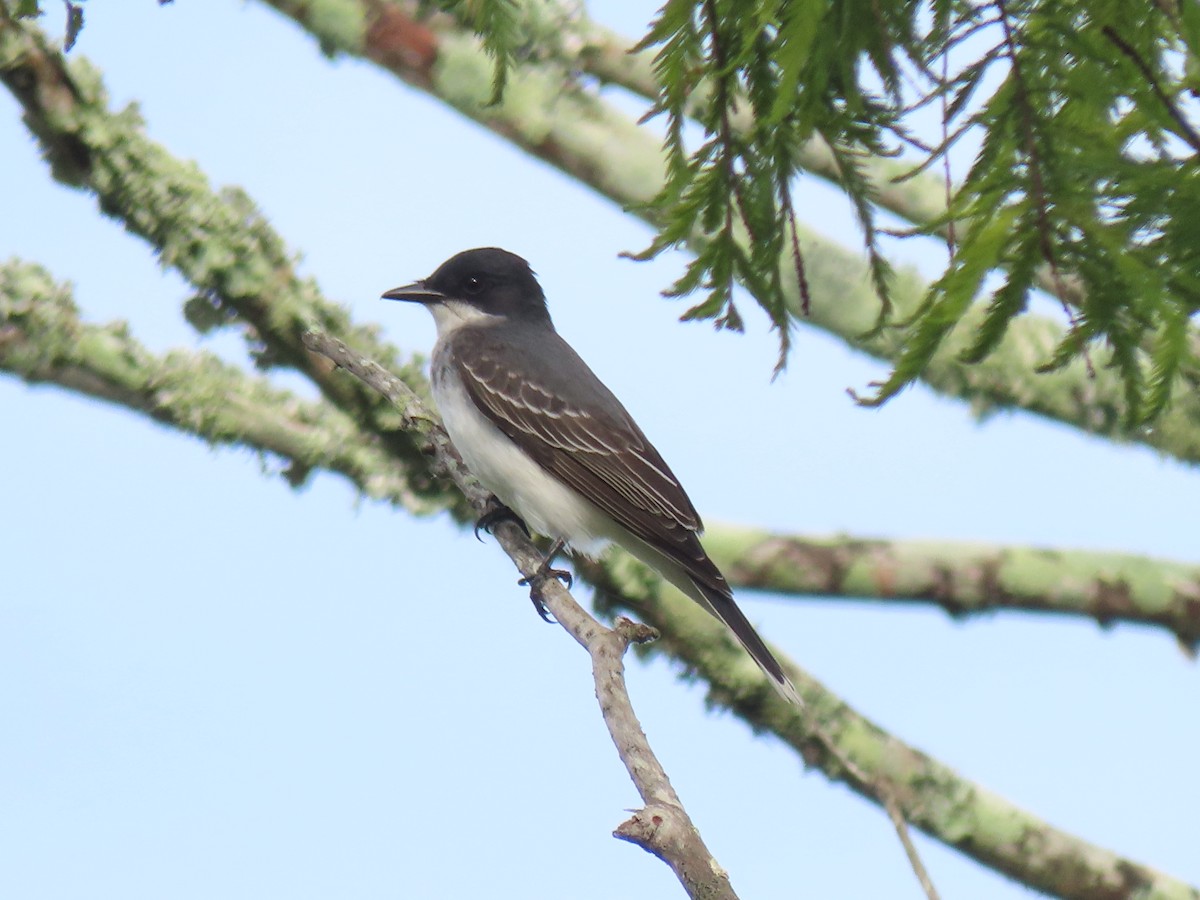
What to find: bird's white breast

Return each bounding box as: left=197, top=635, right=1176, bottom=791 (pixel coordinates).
left=431, top=349, right=614, bottom=556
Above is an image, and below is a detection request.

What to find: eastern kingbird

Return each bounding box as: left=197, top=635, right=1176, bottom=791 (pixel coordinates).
left=384, top=248, right=799, bottom=705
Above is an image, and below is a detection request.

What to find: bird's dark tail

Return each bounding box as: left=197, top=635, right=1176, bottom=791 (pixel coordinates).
left=688, top=577, right=804, bottom=708
left=623, top=539, right=803, bottom=707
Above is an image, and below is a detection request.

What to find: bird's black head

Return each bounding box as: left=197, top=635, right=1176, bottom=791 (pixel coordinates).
left=382, top=247, right=550, bottom=325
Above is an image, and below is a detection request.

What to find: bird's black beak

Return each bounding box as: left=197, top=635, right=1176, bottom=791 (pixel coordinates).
left=381, top=280, right=445, bottom=304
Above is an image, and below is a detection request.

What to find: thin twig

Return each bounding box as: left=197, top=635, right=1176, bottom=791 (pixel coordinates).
left=1101, top=25, right=1200, bottom=154
left=301, top=330, right=738, bottom=900
left=939, top=22, right=957, bottom=257
left=801, top=719, right=942, bottom=900
left=879, top=781, right=942, bottom=900
left=780, top=176, right=811, bottom=316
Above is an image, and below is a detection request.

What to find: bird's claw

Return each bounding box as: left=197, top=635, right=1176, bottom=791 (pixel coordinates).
left=474, top=501, right=530, bottom=542
left=519, top=568, right=571, bottom=623
left=529, top=592, right=555, bottom=623
left=518, top=539, right=570, bottom=623
left=518, top=566, right=573, bottom=591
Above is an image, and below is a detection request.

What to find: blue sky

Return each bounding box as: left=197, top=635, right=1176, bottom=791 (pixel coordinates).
left=2, top=3, right=1198, bottom=898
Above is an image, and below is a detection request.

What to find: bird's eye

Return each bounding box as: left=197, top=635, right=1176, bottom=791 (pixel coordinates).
left=463, top=275, right=483, bottom=295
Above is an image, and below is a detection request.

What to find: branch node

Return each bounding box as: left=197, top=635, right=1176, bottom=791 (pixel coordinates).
left=613, top=617, right=659, bottom=646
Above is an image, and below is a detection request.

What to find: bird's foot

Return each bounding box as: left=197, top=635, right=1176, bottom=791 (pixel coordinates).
left=474, top=500, right=530, bottom=542
left=518, top=539, right=571, bottom=622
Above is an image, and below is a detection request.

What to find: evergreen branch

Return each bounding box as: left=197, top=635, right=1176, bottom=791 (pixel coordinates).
left=704, top=0, right=742, bottom=309
left=247, top=0, right=1200, bottom=467
left=568, top=4, right=1200, bottom=394
left=700, top=525, right=1200, bottom=652
left=0, top=259, right=431, bottom=512
left=569, top=10, right=959, bottom=253
left=1101, top=24, right=1200, bottom=153
left=581, top=556, right=1200, bottom=900
left=992, top=0, right=1075, bottom=322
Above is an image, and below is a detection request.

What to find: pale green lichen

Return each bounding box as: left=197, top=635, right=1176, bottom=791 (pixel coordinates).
left=303, top=0, right=368, bottom=56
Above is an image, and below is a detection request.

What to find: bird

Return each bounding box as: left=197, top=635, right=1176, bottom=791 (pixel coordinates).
left=383, top=247, right=800, bottom=706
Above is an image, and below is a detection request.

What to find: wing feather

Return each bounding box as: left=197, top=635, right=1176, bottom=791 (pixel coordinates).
left=451, top=327, right=729, bottom=595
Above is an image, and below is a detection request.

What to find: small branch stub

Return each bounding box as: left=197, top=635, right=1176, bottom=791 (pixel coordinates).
left=616, top=806, right=735, bottom=900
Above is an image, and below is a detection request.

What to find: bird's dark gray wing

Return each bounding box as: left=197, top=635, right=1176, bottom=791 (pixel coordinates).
left=449, top=325, right=731, bottom=597
left=450, top=324, right=794, bottom=693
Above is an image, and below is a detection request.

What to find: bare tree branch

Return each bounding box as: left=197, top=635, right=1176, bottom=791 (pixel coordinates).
left=580, top=558, right=1200, bottom=900
left=702, top=528, right=1200, bottom=652
left=0, top=9, right=452, bottom=504
left=0, top=258, right=428, bottom=510
left=300, top=330, right=739, bottom=900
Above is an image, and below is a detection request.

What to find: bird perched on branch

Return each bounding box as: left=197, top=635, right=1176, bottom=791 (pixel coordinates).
left=384, top=247, right=800, bottom=706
